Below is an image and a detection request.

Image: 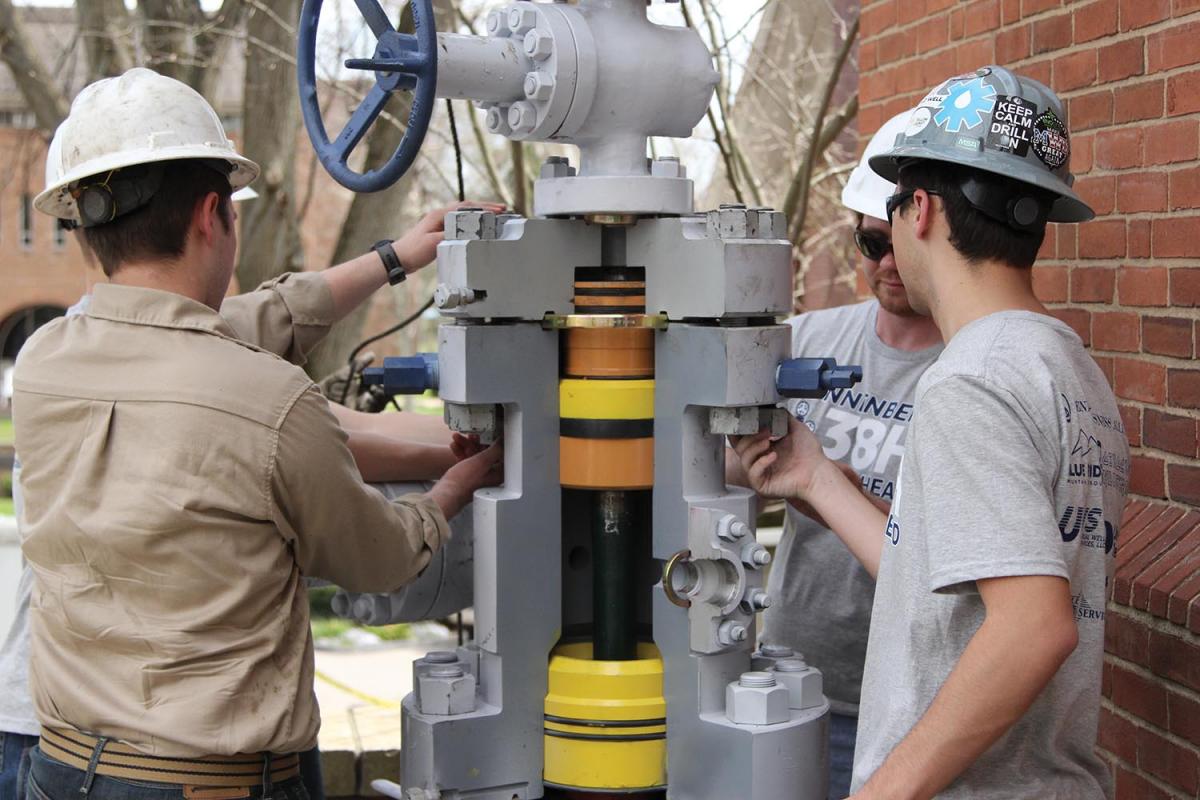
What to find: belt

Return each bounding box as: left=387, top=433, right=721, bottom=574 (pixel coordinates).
left=40, top=727, right=300, bottom=792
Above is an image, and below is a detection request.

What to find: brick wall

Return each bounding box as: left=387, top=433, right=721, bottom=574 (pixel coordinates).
left=859, top=1, right=1200, bottom=796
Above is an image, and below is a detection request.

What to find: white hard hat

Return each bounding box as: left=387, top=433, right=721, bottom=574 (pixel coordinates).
left=841, top=110, right=913, bottom=220
left=231, top=186, right=259, bottom=202
left=44, top=123, right=66, bottom=189
left=35, top=68, right=259, bottom=222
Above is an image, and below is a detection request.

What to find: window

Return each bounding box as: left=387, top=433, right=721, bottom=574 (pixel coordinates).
left=20, top=194, right=33, bottom=249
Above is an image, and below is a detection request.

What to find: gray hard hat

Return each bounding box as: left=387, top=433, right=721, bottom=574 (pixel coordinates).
left=870, top=66, right=1093, bottom=224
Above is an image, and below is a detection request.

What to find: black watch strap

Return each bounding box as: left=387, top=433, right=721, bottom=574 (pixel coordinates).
left=373, top=239, right=407, bottom=285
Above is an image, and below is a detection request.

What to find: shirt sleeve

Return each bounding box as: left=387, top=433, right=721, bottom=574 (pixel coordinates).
left=220, top=272, right=336, bottom=365
left=268, top=386, right=450, bottom=593
left=913, top=376, right=1066, bottom=594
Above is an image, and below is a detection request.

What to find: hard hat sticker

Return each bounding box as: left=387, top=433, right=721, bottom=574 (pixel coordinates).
left=1032, top=110, right=1071, bottom=170
left=985, top=95, right=1036, bottom=157
left=905, top=107, right=933, bottom=138
left=934, top=77, right=998, bottom=134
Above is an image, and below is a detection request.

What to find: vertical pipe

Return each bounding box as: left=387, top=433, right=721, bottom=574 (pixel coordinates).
left=592, top=489, right=637, bottom=661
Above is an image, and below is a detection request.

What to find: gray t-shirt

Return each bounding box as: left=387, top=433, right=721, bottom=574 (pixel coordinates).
left=853, top=311, right=1128, bottom=798
left=762, top=300, right=942, bottom=716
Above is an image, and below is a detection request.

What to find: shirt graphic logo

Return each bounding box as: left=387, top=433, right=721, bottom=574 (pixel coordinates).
left=1071, top=429, right=1101, bottom=457
left=1072, top=593, right=1105, bottom=623
left=934, top=77, right=997, bottom=133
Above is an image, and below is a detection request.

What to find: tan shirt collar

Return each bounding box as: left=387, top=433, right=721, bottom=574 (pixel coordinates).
left=88, top=283, right=239, bottom=340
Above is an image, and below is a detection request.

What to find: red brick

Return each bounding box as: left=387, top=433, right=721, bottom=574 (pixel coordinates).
left=1168, top=368, right=1200, bottom=409
left=1116, top=506, right=1194, bottom=602
left=1123, top=504, right=1175, bottom=552
left=1033, top=12, right=1073, bottom=53
left=1076, top=175, right=1116, bottom=216
left=1147, top=19, right=1200, bottom=72
left=897, top=0, right=927, bottom=24
left=1141, top=514, right=1200, bottom=614
left=1169, top=462, right=1200, bottom=506
left=1099, top=705, right=1141, bottom=763
left=1172, top=268, right=1200, bottom=306
left=1168, top=71, right=1200, bottom=116
left=1115, top=356, right=1167, bottom=402
left=964, top=0, right=1001, bottom=35
left=1119, top=404, right=1143, bottom=445
left=1106, top=609, right=1152, bottom=664
left=949, top=6, right=965, bottom=38
left=1120, top=0, right=1171, bottom=29
left=1149, top=628, right=1200, bottom=695
left=1174, top=0, right=1200, bottom=12
left=1124, top=499, right=1152, bottom=528
left=1001, top=0, right=1021, bottom=22
left=860, top=40, right=878, bottom=72
left=1145, top=409, right=1199, bottom=456
left=1057, top=224, right=1079, bottom=258
left=1099, top=36, right=1147, bottom=84
left=861, top=0, right=898, bottom=38
left=1050, top=308, right=1091, bottom=345
left=1117, top=172, right=1168, bottom=213
left=1022, top=0, right=1064, bottom=14
left=1111, top=661, right=1169, bottom=725
left=1070, top=266, right=1116, bottom=302
left=1094, top=310, right=1141, bottom=351
left=1069, top=89, right=1113, bottom=132
left=1128, top=218, right=1151, bottom=257
left=915, top=16, right=949, bottom=53
left=1136, top=723, right=1200, bottom=794
left=1079, top=219, right=1127, bottom=259
left=1143, top=316, right=1194, bottom=358
left=1055, top=50, right=1097, bottom=91
left=1168, top=690, right=1200, bottom=747
left=1114, top=764, right=1172, bottom=800
left=1073, top=131, right=1096, bottom=173
left=1096, top=355, right=1116, bottom=387
left=1075, top=0, right=1119, bottom=42
left=1119, top=266, right=1169, bottom=306
left=996, top=24, right=1031, bottom=62
left=1095, top=128, right=1144, bottom=169
left=1114, top=79, right=1165, bottom=123
left=921, top=49, right=958, bottom=89
left=1153, top=216, right=1200, bottom=258
left=956, top=38, right=996, bottom=73
left=1145, top=120, right=1200, bottom=166
left=1170, top=570, right=1200, bottom=625
left=1170, top=166, right=1200, bottom=210
left=1130, top=454, right=1168, bottom=497
left=1033, top=264, right=1068, bottom=301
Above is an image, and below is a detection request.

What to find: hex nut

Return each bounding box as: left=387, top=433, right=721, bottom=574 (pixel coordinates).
left=706, top=206, right=754, bottom=239
left=717, top=619, right=748, bottom=646
left=524, top=30, right=554, bottom=61
left=444, top=403, right=499, bottom=438
left=417, top=666, right=476, bottom=716
left=540, top=157, right=573, bottom=179
left=772, top=659, right=824, bottom=710
left=485, top=106, right=512, bottom=136
left=445, top=209, right=497, bottom=242
left=507, top=6, right=537, bottom=34
left=741, top=542, right=771, bottom=568
left=485, top=9, right=509, bottom=36
left=716, top=513, right=749, bottom=542
left=726, top=676, right=790, bottom=726
left=524, top=71, right=555, bottom=101
left=508, top=101, right=538, bottom=134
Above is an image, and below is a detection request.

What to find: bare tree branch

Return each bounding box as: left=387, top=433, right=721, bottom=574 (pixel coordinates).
left=0, top=0, right=69, bottom=131
left=782, top=13, right=858, bottom=242
left=77, top=0, right=134, bottom=81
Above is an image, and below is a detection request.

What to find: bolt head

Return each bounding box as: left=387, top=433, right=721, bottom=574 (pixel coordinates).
left=524, top=30, right=554, bottom=60
left=508, top=101, right=538, bottom=134
left=508, top=6, right=537, bottom=34
left=486, top=106, right=512, bottom=135
left=486, top=9, right=508, bottom=36
left=524, top=71, right=555, bottom=100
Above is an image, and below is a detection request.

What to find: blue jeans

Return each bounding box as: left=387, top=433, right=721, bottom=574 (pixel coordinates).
left=828, top=712, right=858, bottom=800
left=0, top=732, right=39, bottom=800
left=26, top=747, right=309, bottom=800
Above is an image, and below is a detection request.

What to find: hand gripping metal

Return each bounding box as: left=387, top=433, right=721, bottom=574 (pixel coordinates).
left=297, top=0, right=437, bottom=192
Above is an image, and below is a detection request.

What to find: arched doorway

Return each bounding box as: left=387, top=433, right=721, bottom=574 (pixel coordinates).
left=1, top=305, right=67, bottom=407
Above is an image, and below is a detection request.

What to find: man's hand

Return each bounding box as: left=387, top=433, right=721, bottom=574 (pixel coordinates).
left=428, top=440, right=504, bottom=519
left=449, top=433, right=484, bottom=461
left=393, top=201, right=507, bottom=274
left=729, top=417, right=830, bottom=501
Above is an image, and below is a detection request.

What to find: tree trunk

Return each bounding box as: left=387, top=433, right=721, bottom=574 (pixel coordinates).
left=234, top=0, right=305, bottom=293
left=0, top=0, right=69, bottom=132
left=77, top=0, right=134, bottom=82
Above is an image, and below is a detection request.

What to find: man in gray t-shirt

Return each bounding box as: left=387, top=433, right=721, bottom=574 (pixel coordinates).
left=733, top=67, right=1127, bottom=798
left=759, top=109, right=942, bottom=800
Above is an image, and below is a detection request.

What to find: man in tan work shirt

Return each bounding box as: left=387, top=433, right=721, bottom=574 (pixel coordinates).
left=12, top=68, right=502, bottom=800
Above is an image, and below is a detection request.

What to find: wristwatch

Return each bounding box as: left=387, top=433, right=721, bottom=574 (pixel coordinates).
left=373, top=239, right=407, bottom=285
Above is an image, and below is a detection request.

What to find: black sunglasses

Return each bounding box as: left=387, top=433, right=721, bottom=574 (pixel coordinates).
left=885, top=189, right=941, bottom=225
left=854, top=229, right=892, bottom=262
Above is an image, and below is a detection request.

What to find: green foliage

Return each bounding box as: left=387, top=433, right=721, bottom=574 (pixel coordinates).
left=0, top=418, right=12, bottom=447
left=0, top=497, right=12, bottom=517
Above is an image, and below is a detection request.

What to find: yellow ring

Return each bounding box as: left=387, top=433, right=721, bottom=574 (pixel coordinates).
left=560, top=379, right=655, bottom=420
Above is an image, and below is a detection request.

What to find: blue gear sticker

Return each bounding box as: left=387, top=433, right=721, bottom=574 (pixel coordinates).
left=933, top=77, right=997, bottom=134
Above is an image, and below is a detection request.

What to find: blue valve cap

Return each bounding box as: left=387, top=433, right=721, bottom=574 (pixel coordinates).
left=362, top=352, right=439, bottom=395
